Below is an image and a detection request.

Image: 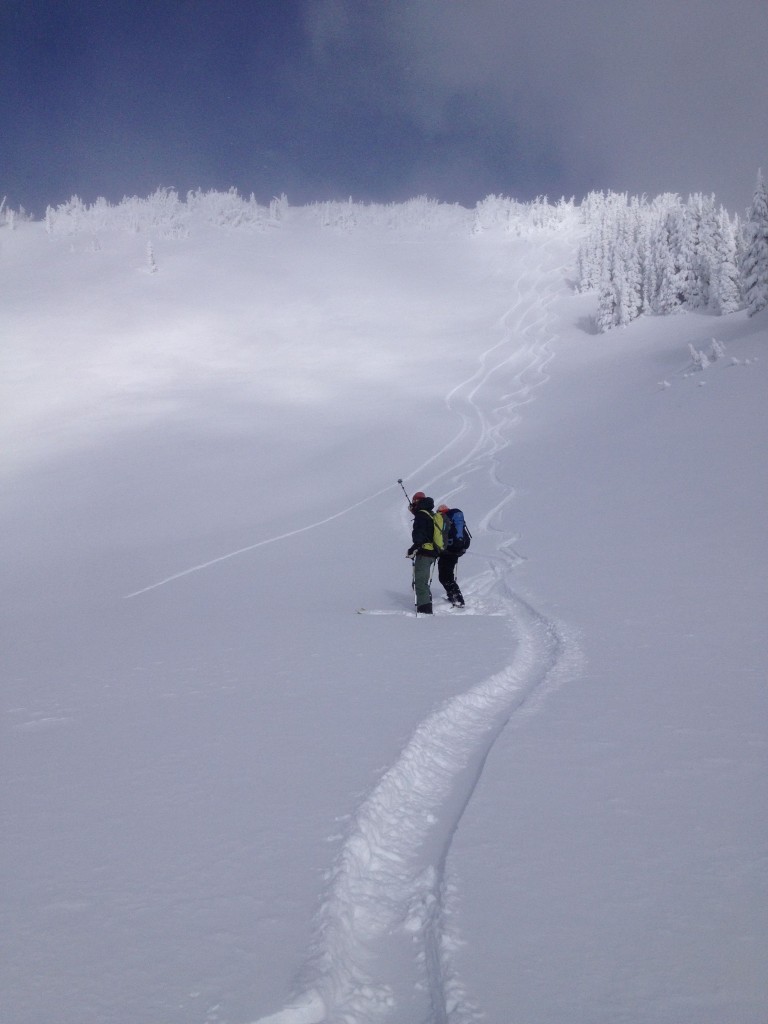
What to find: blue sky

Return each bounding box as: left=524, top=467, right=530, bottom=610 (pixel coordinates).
left=3, top=0, right=767, bottom=217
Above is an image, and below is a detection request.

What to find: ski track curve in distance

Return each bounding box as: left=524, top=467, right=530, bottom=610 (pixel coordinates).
left=125, top=241, right=566, bottom=602
left=250, top=232, right=578, bottom=1024
left=123, top=481, right=397, bottom=598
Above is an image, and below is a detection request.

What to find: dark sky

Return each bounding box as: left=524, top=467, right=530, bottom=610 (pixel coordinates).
left=3, top=0, right=766, bottom=217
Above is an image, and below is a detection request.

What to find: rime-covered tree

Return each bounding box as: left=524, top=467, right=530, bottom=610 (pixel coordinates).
left=685, top=194, right=719, bottom=310
left=654, top=209, right=687, bottom=314
left=614, top=232, right=640, bottom=325
left=741, top=171, right=768, bottom=316
left=639, top=215, right=657, bottom=315
left=711, top=207, right=742, bottom=315
left=596, top=274, right=618, bottom=332
left=563, top=187, right=745, bottom=330
left=577, top=191, right=625, bottom=293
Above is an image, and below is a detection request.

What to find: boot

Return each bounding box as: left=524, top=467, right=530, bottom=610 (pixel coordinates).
left=416, top=603, right=433, bottom=614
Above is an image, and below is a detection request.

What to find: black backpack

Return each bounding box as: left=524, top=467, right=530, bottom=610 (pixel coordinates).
left=444, top=508, right=471, bottom=554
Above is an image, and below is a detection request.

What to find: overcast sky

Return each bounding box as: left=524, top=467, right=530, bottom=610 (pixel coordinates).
left=3, top=0, right=766, bottom=217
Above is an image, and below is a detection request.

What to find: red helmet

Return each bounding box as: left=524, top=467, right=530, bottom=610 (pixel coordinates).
left=437, top=504, right=450, bottom=513
left=411, top=491, right=426, bottom=502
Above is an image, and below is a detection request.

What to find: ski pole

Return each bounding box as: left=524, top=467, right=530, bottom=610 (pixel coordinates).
left=397, top=478, right=411, bottom=504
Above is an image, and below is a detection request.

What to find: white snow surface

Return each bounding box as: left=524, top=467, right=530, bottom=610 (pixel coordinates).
left=2, top=202, right=766, bottom=1024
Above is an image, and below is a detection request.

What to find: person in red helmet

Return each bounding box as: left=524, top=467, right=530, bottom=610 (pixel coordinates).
left=436, top=503, right=468, bottom=607
left=406, top=491, right=438, bottom=613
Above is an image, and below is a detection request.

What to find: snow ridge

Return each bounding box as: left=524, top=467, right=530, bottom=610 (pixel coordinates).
left=250, top=233, right=575, bottom=1024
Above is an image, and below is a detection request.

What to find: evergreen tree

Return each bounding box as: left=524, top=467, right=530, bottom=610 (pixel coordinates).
left=639, top=216, right=657, bottom=315
left=686, top=194, right=719, bottom=310
left=577, top=187, right=746, bottom=329
left=596, top=269, right=618, bottom=333
left=615, top=229, right=641, bottom=325
left=654, top=210, right=686, bottom=314
left=742, top=171, right=768, bottom=316
left=711, top=208, right=741, bottom=315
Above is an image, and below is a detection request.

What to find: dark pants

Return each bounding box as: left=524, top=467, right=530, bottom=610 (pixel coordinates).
left=438, top=553, right=464, bottom=605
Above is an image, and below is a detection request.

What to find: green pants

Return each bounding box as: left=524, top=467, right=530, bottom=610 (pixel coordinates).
left=412, top=554, right=436, bottom=606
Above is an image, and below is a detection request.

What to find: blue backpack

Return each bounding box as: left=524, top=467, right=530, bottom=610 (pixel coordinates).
left=444, top=508, right=471, bottom=554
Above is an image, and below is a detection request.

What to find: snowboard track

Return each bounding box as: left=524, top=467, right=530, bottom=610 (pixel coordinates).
left=250, top=235, right=579, bottom=1024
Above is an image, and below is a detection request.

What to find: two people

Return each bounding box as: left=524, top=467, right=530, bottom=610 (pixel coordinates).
left=406, top=491, right=469, bottom=614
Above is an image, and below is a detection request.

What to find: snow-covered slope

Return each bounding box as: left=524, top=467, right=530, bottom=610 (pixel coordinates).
left=2, top=200, right=766, bottom=1024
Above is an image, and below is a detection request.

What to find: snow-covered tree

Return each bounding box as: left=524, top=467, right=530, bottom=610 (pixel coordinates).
left=595, top=272, right=619, bottom=332
left=578, top=191, right=628, bottom=294
left=710, top=208, right=742, bottom=315
left=579, top=190, right=746, bottom=330
left=688, top=343, right=710, bottom=371
left=0, top=196, right=24, bottom=229
left=146, top=241, right=158, bottom=274
left=654, top=209, right=687, bottom=314
left=741, top=171, right=768, bottom=316
left=710, top=337, right=727, bottom=361
left=614, top=232, right=640, bottom=326
left=638, top=215, right=657, bottom=315
left=685, top=194, right=719, bottom=310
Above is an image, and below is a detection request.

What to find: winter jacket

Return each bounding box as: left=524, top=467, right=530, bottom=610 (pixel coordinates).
left=409, top=496, right=438, bottom=557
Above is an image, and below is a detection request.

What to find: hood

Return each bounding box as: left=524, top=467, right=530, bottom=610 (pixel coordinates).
left=413, top=496, right=435, bottom=512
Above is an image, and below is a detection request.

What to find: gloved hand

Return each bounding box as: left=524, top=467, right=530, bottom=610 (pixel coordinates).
left=406, top=545, right=417, bottom=557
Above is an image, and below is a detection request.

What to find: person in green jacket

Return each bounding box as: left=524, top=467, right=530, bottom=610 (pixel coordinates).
left=406, top=491, right=439, bottom=614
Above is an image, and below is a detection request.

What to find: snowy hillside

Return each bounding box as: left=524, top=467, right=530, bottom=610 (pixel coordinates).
left=2, top=195, right=766, bottom=1024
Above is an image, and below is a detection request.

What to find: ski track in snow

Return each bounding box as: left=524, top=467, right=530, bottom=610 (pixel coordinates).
left=125, top=235, right=573, bottom=1023
left=123, top=487, right=397, bottom=598
left=248, top=237, right=578, bottom=1024
left=123, top=246, right=561, bottom=602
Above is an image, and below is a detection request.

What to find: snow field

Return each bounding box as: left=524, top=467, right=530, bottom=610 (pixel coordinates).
left=2, top=198, right=766, bottom=1024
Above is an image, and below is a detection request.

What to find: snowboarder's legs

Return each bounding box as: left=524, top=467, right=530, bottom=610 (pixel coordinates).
left=412, top=554, right=436, bottom=611
left=437, top=553, right=464, bottom=606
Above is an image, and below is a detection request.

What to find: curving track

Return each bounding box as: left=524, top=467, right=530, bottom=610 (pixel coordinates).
left=251, top=236, right=578, bottom=1024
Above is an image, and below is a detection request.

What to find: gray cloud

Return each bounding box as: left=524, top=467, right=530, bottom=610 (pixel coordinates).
left=305, top=0, right=768, bottom=212
left=4, top=0, right=764, bottom=215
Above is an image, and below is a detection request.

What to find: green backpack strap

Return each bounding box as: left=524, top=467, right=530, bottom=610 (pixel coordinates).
left=419, top=509, right=446, bottom=554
